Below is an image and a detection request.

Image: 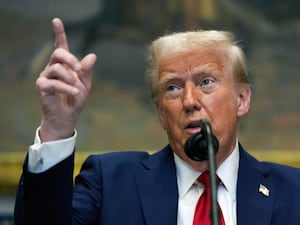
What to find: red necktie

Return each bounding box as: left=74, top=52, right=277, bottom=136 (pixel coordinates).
left=193, top=171, right=225, bottom=225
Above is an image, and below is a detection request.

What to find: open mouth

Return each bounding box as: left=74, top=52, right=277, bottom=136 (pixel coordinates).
left=185, top=121, right=201, bottom=133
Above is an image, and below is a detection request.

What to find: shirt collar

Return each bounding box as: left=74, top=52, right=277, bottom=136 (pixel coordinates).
left=173, top=139, right=239, bottom=201
left=217, top=140, right=239, bottom=201
left=173, top=153, right=200, bottom=198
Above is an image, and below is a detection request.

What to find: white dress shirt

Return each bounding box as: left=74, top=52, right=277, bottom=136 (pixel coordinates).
left=28, top=128, right=239, bottom=225
left=174, top=141, right=239, bottom=225
left=28, top=128, right=76, bottom=173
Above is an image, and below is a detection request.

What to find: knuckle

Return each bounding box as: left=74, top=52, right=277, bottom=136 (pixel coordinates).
left=51, top=48, right=66, bottom=61
left=50, top=63, right=61, bottom=73
left=35, top=76, right=46, bottom=90
left=53, top=47, right=65, bottom=55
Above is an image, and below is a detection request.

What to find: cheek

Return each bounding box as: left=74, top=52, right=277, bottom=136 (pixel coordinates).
left=156, top=100, right=173, bottom=128
left=160, top=100, right=182, bottom=128
left=212, top=88, right=239, bottom=113
left=206, top=92, right=239, bottom=129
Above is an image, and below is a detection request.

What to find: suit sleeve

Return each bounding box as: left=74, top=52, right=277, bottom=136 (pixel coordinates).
left=14, top=151, right=149, bottom=225
left=14, top=153, right=74, bottom=225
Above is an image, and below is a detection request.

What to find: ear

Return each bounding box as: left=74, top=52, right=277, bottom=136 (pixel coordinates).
left=154, top=99, right=167, bottom=130
left=237, top=84, right=251, bottom=117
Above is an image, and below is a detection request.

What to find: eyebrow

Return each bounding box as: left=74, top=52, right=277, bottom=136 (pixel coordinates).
left=159, top=64, right=222, bottom=85
left=159, top=73, right=179, bottom=84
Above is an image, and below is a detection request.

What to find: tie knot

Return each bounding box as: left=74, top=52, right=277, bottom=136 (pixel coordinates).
left=197, top=171, right=221, bottom=187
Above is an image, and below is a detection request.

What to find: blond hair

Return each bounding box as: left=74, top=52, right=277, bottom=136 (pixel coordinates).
left=146, top=30, right=250, bottom=100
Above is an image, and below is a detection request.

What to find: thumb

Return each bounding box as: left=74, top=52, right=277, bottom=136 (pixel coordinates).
left=79, top=53, right=97, bottom=89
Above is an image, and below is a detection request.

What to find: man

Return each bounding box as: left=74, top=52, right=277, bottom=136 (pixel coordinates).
left=14, top=18, right=300, bottom=225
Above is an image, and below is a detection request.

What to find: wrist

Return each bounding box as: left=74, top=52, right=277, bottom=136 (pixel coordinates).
left=40, top=119, right=75, bottom=142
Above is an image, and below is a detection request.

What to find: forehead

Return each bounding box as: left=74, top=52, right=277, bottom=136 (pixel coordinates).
left=158, top=48, right=227, bottom=77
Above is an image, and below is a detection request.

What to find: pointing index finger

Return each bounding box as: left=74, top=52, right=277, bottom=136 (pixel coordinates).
left=52, top=18, right=69, bottom=51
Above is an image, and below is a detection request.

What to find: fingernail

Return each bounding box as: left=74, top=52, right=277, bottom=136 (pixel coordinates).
left=72, top=88, right=79, bottom=95
left=74, top=63, right=81, bottom=72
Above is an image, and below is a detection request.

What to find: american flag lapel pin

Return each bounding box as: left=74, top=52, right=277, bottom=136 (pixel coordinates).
left=259, top=184, right=270, bottom=197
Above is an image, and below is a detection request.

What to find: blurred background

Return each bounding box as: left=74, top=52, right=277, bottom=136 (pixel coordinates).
left=0, top=0, right=299, bottom=223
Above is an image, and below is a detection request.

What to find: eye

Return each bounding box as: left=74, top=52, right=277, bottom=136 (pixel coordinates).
left=166, top=84, right=180, bottom=92
left=163, top=83, right=183, bottom=98
left=200, top=78, right=214, bottom=87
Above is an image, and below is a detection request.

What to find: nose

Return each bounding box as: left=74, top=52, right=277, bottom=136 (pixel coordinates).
left=182, top=82, right=201, bottom=113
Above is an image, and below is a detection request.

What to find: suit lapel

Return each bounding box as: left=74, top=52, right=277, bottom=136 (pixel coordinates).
left=237, top=146, right=275, bottom=225
left=136, top=146, right=178, bottom=225
left=135, top=144, right=277, bottom=225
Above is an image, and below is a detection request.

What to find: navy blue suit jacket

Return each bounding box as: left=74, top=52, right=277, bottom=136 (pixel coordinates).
left=15, top=144, right=300, bottom=225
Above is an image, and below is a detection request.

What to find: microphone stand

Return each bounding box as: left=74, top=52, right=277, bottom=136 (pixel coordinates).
left=199, top=120, right=219, bottom=225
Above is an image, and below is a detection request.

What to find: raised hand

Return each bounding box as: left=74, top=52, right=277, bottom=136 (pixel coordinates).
left=36, top=18, right=97, bottom=142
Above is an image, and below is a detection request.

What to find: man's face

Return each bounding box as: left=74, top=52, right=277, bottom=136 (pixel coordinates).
left=154, top=48, right=251, bottom=171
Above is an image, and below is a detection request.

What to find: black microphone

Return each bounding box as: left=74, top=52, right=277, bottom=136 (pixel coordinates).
left=184, top=119, right=219, bottom=161
left=184, top=119, right=220, bottom=225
